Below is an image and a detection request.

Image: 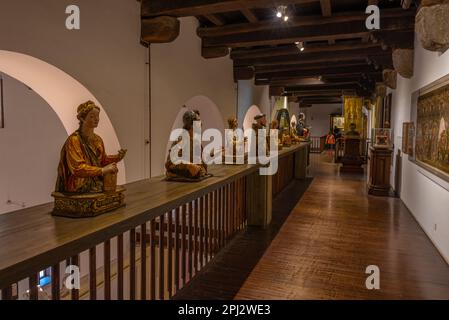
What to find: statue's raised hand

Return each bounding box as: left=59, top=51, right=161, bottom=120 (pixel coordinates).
left=117, top=149, right=127, bottom=161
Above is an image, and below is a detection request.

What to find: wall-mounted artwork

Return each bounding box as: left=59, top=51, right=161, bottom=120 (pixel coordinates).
left=416, top=80, right=449, bottom=178
left=331, top=115, right=345, bottom=131
left=402, top=122, right=415, bottom=156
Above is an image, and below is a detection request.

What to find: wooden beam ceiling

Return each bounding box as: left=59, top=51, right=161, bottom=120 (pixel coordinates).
left=142, top=0, right=319, bottom=17
left=143, top=0, right=418, bottom=99
left=202, top=15, right=414, bottom=48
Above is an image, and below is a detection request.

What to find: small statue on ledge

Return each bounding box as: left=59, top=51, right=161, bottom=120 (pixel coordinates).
left=52, top=101, right=127, bottom=218
left=165, top=110, right=210, bottom=181
left=295, top=113, right=310, bottom=140
left=290, top=121, right=302, bottom=144
left=269, top=119, right=283, bottom=150
left=224, top=117, right=246, bottom=163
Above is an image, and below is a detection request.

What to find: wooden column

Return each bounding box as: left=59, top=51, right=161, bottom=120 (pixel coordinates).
left=246, top=171, right=272, bottom=227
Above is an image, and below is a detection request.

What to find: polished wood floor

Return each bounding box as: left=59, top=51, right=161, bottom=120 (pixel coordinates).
left=175, top=152, right=449, bottom=300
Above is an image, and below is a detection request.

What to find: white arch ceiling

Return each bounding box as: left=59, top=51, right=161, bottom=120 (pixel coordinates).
left=0, top=50, right=125, bottom=182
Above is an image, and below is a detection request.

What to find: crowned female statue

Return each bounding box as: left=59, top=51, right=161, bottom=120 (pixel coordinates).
left=52, top=100, right=127, bottom=217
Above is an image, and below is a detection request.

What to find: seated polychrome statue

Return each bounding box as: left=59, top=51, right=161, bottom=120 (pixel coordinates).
left=165, top=110, right=210, bottom=181
left=52, top=100, right=127, bottom=218
left=223, top=117, right=247, bottom=164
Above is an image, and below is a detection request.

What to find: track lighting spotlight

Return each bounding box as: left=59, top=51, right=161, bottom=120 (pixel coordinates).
left=296, top=41, right=305, bottom=52
left=276, top=5, right=289, bottom=21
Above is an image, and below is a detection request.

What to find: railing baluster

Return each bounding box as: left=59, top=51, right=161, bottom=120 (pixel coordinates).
left=199, top=196, right=204, bottom=267
left=188, top=202, right=193, bottom=280
left=150, top=219, right=156, bottom=300
left=174, top=207, right=180, bottom=293
left=141, top=223, right=147, bottom=300
left=104, top=240, right=111, bottom=300
left=218, top=187, right=222, bottom=250
left=220, top=187, right=224, bottom=248
left=71, top=255, right=79, bottom=300
left=129, top=228, right=136, bottom=300
left=181, top=204, right=186, bottom=287
left=117, top=234, right=124, bottom=300
left=207, top=193, right=213, bottom=261
left=205, top=193, right=210, bottom=262
left=51, top=263, right=60, bottom=300
left=211, top=190, right=216, bottom=255
left=158, top=215, right=165, bottom=300
left=227, top=184, right=231, bottom=242
left=216, top=189, right=220, bottom=253
left=194, top=199, right=199, bottom=275
left=167, top=210, right=173, bottom=298
left=232, top=181, right=236, bottom=236
left=89, top=247, right=96, bottom=300
left=29, top=273, right=38, bottom=300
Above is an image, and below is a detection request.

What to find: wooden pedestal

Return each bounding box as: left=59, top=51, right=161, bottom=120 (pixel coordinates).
left=52, top=186, right=126, bottom=218
left=367, top=147, right=393, bottom=196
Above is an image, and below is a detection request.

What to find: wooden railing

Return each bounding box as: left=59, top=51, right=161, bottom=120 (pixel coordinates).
left=310, top=136, right=326, bottom=153
left=0, top=143, right=309, bottom=300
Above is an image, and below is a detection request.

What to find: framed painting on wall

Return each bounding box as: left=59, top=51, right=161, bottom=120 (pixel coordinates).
left=402, top=122, right=415, bottom=156
left=331, top=115, right=345, bottom=131
left=415, top=76, right=449, bottom=181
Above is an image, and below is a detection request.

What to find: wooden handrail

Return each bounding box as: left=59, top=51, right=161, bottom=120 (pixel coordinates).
left=0, top=142, right=309, bottom=298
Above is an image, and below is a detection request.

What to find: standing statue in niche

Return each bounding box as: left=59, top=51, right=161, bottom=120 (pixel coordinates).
left=165, top=110, right=211, bottom=181
left=52, top=100, right=127, bottom=218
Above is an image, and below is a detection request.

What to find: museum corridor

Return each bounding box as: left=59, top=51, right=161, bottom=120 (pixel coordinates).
left=175, top=153, right=449, bottom=300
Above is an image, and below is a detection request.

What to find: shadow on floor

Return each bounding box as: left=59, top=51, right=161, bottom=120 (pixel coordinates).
left=173, top=177, right=314, bottom=300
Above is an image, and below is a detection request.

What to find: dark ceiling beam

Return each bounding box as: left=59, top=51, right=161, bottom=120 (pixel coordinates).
left=262, top=74, right=382, bottom=86
left=297, top=98, right=343, bottom=103
left=202, top=17, right=414, bottom=48
left=320, top=0, right=332, bottom=17
left=234, top=48, right=392, bottom=66
left=255, top=65, right=380, bottom=79
left=280, top=91, right=347, bottom=97
left=142, top=0, right=319, bottom=17
left=197, top=8, right=415, bottom=38
left=204, top=14, right=225, bottom=25
left=285, top=82, right=363, bottom=91
left=318, top=0, right=334, bottom=45
left=241, top=8, right=258, bottom=23
left=254, top=60, right=369, bottom=73
left=370, top=30, right=415, bottom=49
left=230, top=42, right=381, bottom=60
left=362, top=0, right=379, bottom=42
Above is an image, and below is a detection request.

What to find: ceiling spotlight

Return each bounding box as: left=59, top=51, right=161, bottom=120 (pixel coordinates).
left=296, top=41, right=305, bottom=52
left=276, top=5, right=289, bottom=21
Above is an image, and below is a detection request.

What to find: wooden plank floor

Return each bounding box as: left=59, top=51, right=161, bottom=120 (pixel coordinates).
left=175, top=153, right=449, bottom=300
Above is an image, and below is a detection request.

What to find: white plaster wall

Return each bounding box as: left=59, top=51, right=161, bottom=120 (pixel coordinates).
left=151, top=18, right=236, bottom=177
left=390, top=36, right=449, bottom=263
left=299, top=103, right=342, bottom=137
left=0, top=0, right=149, bottom=183
left=237, top=80, right=270, bottom=127
left=0, top=75, right=66, bottom=214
